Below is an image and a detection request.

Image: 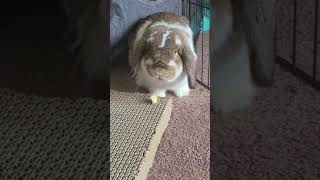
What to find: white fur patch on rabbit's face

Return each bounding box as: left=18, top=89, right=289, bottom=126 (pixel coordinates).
left=159, top=30, right=171, bottom=48
left=147, top=29, right=180, bottom=48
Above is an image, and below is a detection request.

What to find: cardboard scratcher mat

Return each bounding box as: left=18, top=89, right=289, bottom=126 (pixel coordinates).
left=110, top=90, right=172, bottom=180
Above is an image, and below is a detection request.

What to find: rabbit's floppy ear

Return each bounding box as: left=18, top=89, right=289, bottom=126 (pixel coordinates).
left=180, top=43, right=197, bottom=89
left=128, top=18, right=151, bottom=76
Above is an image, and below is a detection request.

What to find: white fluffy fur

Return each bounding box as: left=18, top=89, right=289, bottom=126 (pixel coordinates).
left=212, top=0, right=257, bottom=112
left=212, top=39, right=256, bottom=112
left=131, top=19, right=196, bottom=97
left=159, top=30, right=171, bottom=48
left=175, top=36, right=182, bottom=45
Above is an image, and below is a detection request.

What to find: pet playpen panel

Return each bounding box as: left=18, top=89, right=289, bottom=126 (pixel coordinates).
left=182, top=0, right=211, bottom=89
left=276, top=0, right=320, bottom=89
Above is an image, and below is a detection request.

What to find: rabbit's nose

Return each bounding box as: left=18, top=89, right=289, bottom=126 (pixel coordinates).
left=154, top=61, right=168, bottom=68
left=155, top=68, right=163, bottom=74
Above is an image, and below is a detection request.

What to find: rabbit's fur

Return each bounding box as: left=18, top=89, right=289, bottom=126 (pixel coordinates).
left=212, top=0, right=256, bottom=112
left=211, top=0, right=276, bottom=112
left=128, top=12, right=197, bottom=97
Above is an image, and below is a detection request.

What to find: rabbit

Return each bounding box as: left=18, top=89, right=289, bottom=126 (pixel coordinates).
left=211, top=0, right=256, bottom=112
left=128, top=12, right=197, bottom=98
left=211, top=0, right=276, bottom=112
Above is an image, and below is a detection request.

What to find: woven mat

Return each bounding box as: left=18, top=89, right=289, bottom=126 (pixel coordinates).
left=110, top=90, right=172, bottom=180
left=0, top=88, right=109, bottom=179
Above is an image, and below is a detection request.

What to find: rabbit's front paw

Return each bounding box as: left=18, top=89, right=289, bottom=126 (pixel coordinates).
left=151, top=90, right=166, bottom=98
left=174, top=88, right=190, bottom=98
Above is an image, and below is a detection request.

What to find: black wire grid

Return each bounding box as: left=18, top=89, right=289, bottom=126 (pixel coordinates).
left=275, top=0, right=320, bottom=89
left=182, top=0, right=210, bottom=89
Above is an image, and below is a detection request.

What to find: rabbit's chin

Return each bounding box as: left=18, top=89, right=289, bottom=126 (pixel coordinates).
left=135, top=62, right=190, bottom=97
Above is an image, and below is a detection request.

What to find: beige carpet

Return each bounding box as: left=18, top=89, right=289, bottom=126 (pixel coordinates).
left=110, top=66, right=173, bottom=179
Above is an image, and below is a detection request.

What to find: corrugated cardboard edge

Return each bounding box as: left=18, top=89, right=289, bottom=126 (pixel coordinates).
left=134, top=98, right=173, bottom=180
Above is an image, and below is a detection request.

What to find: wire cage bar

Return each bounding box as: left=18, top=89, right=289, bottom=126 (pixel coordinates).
left=275, top=0, right=320, bottom=89
left=182, top=0, right=211, bottom=89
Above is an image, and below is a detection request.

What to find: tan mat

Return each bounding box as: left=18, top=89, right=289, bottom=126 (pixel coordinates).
left=110, top=90, right=172, bottom=180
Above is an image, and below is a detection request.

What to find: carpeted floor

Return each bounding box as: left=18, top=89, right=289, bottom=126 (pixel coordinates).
left=147, top=83, right=210, bottom=180
left=212, top=63, right=320, bottom=179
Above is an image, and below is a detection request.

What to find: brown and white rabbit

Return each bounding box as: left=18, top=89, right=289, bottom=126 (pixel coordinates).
left=211, top=0, right=276, bottom=112
left=212, top=0, right=256, bottom=112
left=128, top=12, right=197, bottom=97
